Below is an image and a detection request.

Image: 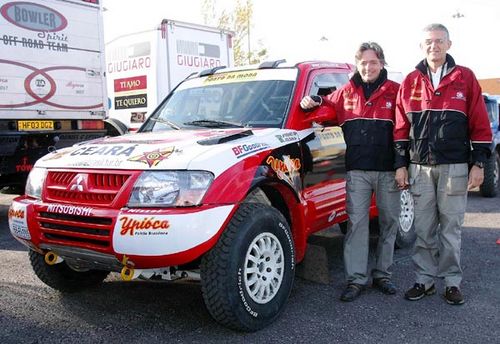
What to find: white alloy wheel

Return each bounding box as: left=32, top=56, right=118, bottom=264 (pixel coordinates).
left=244, top=232, right=284, bottom=304
left=399, top=189, right=414, bottom=233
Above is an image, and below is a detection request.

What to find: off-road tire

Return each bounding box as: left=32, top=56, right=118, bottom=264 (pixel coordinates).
left=200, top=203, right=295, bottom=332
left=29, top=250, right=109, bottom=292
left=480, top=152, right=499, bottom=198
left=395, top=189, right=416, bottom=249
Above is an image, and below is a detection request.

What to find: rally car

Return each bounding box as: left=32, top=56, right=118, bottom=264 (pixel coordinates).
left=8, top=60, right=414, bottom=331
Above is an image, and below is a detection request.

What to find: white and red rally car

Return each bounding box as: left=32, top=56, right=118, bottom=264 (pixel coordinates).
left=8, top=60, right=414, bottom=331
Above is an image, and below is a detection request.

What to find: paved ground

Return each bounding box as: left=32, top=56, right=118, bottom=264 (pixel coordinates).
left=0, top=190, right=499, bottom=343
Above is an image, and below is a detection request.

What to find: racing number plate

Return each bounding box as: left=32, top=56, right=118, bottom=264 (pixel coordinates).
left=18, top=120, right=54, bottom=131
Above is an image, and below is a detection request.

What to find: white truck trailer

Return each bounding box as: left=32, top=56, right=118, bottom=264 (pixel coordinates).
left=105, top=19, right=234, bottom=134
left=0, top=0, right=108, bottom=188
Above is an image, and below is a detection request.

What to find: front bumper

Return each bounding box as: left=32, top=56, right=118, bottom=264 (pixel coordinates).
left=8, top=196, right=235, bottom=269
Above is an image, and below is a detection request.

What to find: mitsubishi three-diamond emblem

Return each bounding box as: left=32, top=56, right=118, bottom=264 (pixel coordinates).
left=69, top=174, right=86, bottom=192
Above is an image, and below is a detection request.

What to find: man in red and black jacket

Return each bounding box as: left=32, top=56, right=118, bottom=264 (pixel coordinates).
left=394, top=23, right=492, bottom=305
left=302, top=42, right=400, bottom=302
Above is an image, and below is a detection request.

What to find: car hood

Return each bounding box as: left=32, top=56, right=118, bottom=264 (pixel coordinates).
left=36, top=128, right=304, bottom=178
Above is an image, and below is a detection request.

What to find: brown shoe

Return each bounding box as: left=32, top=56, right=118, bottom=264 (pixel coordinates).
left=444, top=286, right=465, bottom=305
left=404, top=283, right=436, bottom=301
left=340, top=283, right=364, bottom=302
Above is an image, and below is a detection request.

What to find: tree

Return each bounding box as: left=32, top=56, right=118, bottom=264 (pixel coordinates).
left=202, top=0, right=267, bottom=66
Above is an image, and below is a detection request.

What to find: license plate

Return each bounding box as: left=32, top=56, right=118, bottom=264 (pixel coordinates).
left=18, top=120, right=54, bottom=131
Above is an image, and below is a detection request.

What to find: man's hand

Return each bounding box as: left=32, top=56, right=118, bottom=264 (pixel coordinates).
left=467, top=165, right=484, bottom=190
left=300, top=96, right=321, bottom=110
left=395, top=167, right=409, bottom=190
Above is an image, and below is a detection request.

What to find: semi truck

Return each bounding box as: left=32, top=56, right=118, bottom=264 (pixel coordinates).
left=105, top=19, right=234, bottom=134
left=0, top=0, right=108, bottom=188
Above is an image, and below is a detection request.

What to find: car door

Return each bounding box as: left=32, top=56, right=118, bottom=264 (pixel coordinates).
left=300, top=71, right=349, bottom=234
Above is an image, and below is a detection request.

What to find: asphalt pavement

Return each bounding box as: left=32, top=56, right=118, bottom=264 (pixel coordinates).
left=0, top=190, right=499, bottom=343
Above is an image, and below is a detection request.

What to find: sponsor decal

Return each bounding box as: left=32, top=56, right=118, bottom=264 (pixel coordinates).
left=8, top=203, right=30, bottom=239
left=128, top=147, right=174, bottom=167
left=114, top=75, right=147, bottom=93
left=114, top=93, right=147, bottom=110
left=384, top=101, right=393, bottom=109
left=46, top=204, right=93, bottom=216
left=343, top=95, right=357, bottom=111
left=43, top=150, right=70, bottom=161
left=119, top=216, right=170, bottom=236
left=410, top=81, right=423, bottom=101
left=266, top=155, right=302, bottom=189
left=328, top=210, right=337, bottom=222
left=125, top=209, right=165, bottom=214
left=275, top=132, right=298, bottom=143
left=317, top=127, right=344, bottom=146
left=266, top=156, right=301, bottom=176
left=8, top=208, right=25, bottom=219
left=131, top=111, right=146, bottom=123
left=66, top=81, right=84, bottom=95
left=66, top=158, right=123, bottom=168
left=70, top=145, right=136, bottom=157
left=0, top=2, right=68, bottom=32
left=452, top=91, right=466, bottom=101
left=232, top=142, right=270, bottom=158
left=204, top=71, right=258, bottom=85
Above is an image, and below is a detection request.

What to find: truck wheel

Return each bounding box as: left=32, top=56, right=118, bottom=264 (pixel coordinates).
left=104, top=118, right=128, bottom=136
left=29, top=250, right=109, bottom=292
left=200, top=203, right=295, bottom=332
left=480, top=152, right=499, bottom=198
left=396, top=189, right=416, bottom=249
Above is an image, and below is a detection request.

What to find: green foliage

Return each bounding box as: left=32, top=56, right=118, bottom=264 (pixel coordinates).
left=202, top=0, right=268, bottom=66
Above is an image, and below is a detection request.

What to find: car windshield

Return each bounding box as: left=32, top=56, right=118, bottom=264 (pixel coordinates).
left=140, top=69, right=297, bottom=132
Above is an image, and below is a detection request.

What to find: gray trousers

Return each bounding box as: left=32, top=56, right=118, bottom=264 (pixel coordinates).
left=344, top=170, right=400, bottom=285
left=409, top=163, right=468, bottom=288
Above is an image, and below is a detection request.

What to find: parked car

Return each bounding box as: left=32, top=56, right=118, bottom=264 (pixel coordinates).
left=8, top=60, right=414, bottom=332
left=481, top=95, right=500, bottom=197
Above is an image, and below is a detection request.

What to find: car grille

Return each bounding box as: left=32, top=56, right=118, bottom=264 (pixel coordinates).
left=37, top=211, right=114, bottom=250
left=45, top=171, right=132, bottom=206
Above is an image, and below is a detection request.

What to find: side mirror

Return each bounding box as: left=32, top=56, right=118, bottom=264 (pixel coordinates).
left=302, top=102, right=336, bottom=126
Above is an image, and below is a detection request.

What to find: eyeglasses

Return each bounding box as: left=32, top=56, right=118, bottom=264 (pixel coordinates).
left=423, top=39, right=448, bottom=45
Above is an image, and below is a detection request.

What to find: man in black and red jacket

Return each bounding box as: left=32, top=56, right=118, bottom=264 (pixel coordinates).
left=394, top=23, right=492, bottom=305
left=301, top=42, right=400, bottom=302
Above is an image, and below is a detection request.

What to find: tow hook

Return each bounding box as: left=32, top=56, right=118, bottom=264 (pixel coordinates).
left=44, top=251, right=63, bottom=265
left=121, top=266, right=141, bottom=281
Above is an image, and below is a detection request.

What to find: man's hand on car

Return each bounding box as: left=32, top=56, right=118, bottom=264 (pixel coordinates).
left=300, top=95, right=321, bottom=110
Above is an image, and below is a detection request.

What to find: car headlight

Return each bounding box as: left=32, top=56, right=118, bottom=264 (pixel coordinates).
left=127, top=171, right=214, bottom=207
left=25, top=167, right=47, bottom=199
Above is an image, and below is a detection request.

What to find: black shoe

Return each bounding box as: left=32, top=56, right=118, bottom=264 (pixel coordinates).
left=444, top=286, right=465, bottom=305
left=373, top=278, right=397, bottom=295
left=340, top=283, right=364, bottom=302
left=404, top=283, right=436, bottom=301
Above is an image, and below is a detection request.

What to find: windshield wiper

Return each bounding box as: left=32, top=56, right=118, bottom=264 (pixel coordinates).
left=183, top=119, right=244, bottom=128
left=150, top=117, right=180, bottom=130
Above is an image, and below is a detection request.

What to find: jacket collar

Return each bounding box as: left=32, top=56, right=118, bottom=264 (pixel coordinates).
left=351, top=68, right=388, bottom=100
left=416, top=54, right=456, bottom=76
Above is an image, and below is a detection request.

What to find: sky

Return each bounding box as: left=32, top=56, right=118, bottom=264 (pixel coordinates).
left=101, top=0, right=499, bottom=79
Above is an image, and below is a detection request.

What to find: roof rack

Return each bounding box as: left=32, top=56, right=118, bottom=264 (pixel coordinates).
left=258, top=59, right=286, bottom=69
left=199, top=66, right=227, bottom=77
